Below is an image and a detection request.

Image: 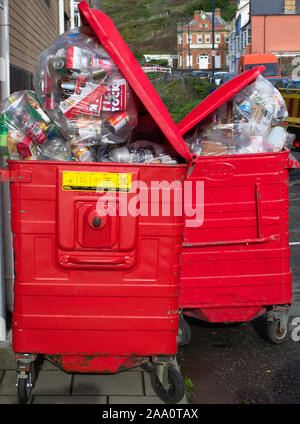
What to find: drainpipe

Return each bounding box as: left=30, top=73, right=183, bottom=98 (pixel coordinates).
left=70, top=0, right=75, bottom=29
left=59, top=0, right=65, bottom=34
left=0, top=0, right=11, bottom=341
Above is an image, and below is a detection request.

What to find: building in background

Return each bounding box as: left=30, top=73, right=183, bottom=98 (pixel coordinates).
left=177, top=9, right=230, bottom=71
left=2, top=0, right=71, bottom=96
left=227, top=0, right=300, bottom=76
left=251, top=0, right=300, bottom=75
left=227, top=1, right=251, bottom=74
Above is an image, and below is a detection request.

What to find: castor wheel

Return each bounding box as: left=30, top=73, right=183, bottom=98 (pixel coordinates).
left=178, top=316, right=192, bottom=346
left=155, top=367, right=185, bottom=404
left=265, top=318, right=288, bottom=344
left=17, top=362, right=36, bottom=404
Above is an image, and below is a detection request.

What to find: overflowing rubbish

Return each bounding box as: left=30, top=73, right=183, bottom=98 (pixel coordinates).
left=0, top=26, right=176, bottom=164
left=0, top=27, right=295, bottom=163
left=185, top=75, right=294, bottom=156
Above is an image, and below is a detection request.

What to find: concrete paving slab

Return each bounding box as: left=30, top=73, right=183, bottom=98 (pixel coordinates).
left=109, top=395, right=164, bottom=404
left=0, top=371, right=17, bottom=395
left=33, top=395, right=107, bottom=404
left=72, top=371, right=143, bottom=396
left=143, top=370, right=156, bottom=397
left=0, top=395, right=19, bottom=404
left=0, top=348, right=16, bottom=370
left=32, top=371, right=72, bottom=396
left=41, top=359, right=61, bottom=371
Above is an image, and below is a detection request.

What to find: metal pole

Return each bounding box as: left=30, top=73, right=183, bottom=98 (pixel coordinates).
left=70, top=0, right=75, bottom=29
left=187, top=0, right=191, bottom=71
left=0, top=0, right=11, bottom=341
left=170, top=25, right=173, bottom=71
left=181, top=20, right=184, bottom=70
left=59, top=0, right=65, bottom=34
left=212, top=0, right=215, bottom=84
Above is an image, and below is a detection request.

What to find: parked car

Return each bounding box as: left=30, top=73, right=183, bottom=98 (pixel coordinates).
left=191, top=70, right=210, bottom=80
left=268, top=77, right=290, bottom=88
left=212, top=71, right=229, bottom=86
left=219, top=73, right=237, bottom=85
left=286, top=79, right=300, bottom=89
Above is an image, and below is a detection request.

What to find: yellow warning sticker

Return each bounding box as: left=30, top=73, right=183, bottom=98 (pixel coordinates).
left=62, top=171, right=132, bottom=192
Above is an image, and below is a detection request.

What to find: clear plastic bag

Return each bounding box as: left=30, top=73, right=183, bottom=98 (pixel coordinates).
left=34, top=26, right=138, bottom=149
left=185, top=75, right=292, bottom=156
left=99, top=140, right=178, bottom=164
left=0, top=90, right=72, bottom=161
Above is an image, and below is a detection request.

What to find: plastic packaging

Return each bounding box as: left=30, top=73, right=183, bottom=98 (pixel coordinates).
left=34, top=26, right=138, bottom=149
left=0, top=90, right=72, bottom=161
left=185, top=75, right=292, bottom=156
left=100, top=140, right=178, bottom=164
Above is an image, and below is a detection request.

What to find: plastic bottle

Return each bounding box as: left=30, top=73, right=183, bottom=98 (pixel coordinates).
left=0, top=116, right=9, bottom=158
left=37, top=137, right=72, bottom=161
left=265, top=127, right=286, bottom=152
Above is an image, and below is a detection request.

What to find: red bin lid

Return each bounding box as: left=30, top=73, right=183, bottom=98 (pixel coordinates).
left=177, top=66, right=266, bottom=136
left=78, top=1, right=193, bottom=162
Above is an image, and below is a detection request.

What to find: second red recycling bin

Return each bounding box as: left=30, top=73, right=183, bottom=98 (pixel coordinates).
left=177, top=67, right=297, bottom=345
left=0, top=1, right=195, bottom=404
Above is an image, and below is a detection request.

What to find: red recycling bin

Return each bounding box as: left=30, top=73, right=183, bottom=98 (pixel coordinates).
left=0, top=1, right=193, bottom=404
left=177, top=67, right=297, bottom=346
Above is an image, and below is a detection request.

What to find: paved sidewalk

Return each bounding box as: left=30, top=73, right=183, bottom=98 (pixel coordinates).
left=0, top=338, right=187, bottom=405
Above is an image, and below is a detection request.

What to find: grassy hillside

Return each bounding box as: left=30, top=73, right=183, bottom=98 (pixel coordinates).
left=99, top=0, right=237, bottom=56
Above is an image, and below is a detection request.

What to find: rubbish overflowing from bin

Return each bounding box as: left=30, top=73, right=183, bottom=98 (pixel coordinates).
left=184, top=75, right=295, bottom=156
left=0, top=26, right=177, bottom=164
left=0, top=25, right=296, bottom=163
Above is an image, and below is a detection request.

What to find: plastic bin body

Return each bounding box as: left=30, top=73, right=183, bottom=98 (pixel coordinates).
left=180, top=150, right=292, bottom=323
left=5, top=1, right=192, bottom=374
left=10, top=160, right=186, bottom=372
left=178, top=67, right=293, bottom=323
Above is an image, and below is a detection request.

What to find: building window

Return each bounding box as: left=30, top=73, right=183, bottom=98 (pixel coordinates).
left=200, top=24, right=208, bottom=28
left=242, top=31, right=246, bottom=49
left=44, top=0, right=50, bottom=7
left=247, top=28, right=252, bottom=45
left=215, top=33, right=221, bottom=44
left=205, top=34, right=210, bottom=43
left=187, top=34, right=192, bottom=44
left=187, top=54, right=193, bottom=67
left=178, top=35, right=182, bottom=44
left=197, top=34, right=203, bottom=43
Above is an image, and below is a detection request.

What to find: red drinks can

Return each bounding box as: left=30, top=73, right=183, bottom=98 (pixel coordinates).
left=66, top=46, right=87, bottom=71
left=23, top=119, right=48, bottom=145
left=107, top=112, right=130, bottom=133
left=90, top=57, right=113, bottom=75
left=16, top=136, right=36, bottom=159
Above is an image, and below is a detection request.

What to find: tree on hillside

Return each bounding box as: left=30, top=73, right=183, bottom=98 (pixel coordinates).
left=191, top=0, right=237, bottom=22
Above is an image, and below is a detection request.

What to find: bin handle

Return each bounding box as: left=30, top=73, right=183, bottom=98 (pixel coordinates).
left=183, top=180, right=279, bottom=247
left=66, top=255, right=130, bottom=266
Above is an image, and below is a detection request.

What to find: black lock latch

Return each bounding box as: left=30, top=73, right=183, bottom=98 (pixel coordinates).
left=93, top=217, right=102, bottom=228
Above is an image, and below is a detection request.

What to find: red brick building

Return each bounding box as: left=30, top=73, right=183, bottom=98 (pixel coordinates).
left=177, top=9, right=230, bottom=70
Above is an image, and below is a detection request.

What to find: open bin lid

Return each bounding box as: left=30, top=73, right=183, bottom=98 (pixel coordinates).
left=78, top=1, right=193, bottom=163
left=177, top=66, right=266, bottom=137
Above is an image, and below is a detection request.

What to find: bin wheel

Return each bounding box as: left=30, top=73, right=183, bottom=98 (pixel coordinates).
left=17, top=363, right=35, bottom=404
left=178, top=316, right=192, bottom=346
left=155, top=367, right=185, bottom=404
left=265, top=319, right=288, bottom=344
